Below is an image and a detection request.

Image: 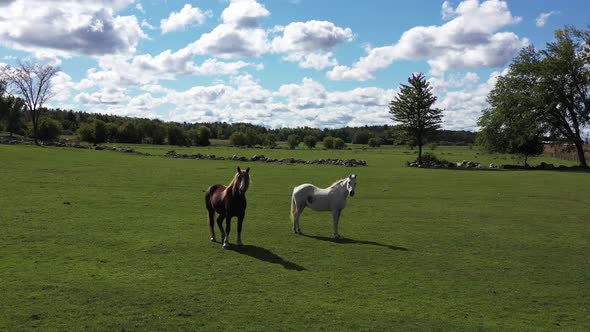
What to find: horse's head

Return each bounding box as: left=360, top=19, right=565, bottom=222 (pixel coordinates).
left=235, top=166, right=250, bottom=195
left=346, top=174, right=357, bottom=197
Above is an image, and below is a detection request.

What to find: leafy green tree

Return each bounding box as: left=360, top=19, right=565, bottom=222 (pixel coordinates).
left=352, top=131, right=370, bottom=144
left=106, top=122, right=119, bottom=142
left=287, top=134, right=300, bottom=149
left=477, top=66, right=545, bottom=166
left=196, top=125, right=211, bottom=146
left=230, top=131, right=248, bottom=146
left=323, top=136, right=335, bottom=149
left=263, top=133, right=277, bottom=147
left=333, top=137, right=346, bottom=149
left=167, top=124, right=188, bottom=146
left=118, top=122, right=139, bottom=143
left=0, top=95, right=25, bottom=136
left=368, top=137, right=382, bottom=147
left=93, top=119, right=108, bottom=144
left=188, top=125, right=211, bottom=146
left=496, top=27, right=590, bottom=168
left=38, top=117, right=62, bottom=142
left=303, top=135, right=317, bottom=149
left=389, top=72, right=443, bottom=163
left=77, top=123, right=94, bottom=142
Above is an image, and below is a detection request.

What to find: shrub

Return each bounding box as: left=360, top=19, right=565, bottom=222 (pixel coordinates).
left=428, top=143, right=439, bottom=151
left=230, top=132, right=248, bottom=147
left=77, top=123, right=94, bottom=142
left=38, top=118, right=62, bottom=142
left=287, top=134, right=300, bottom=149
left=420, top=152, right=440, bottom=164
left=323, top=136, right=335, bottom=149
left=303, top=135, right=317, bottom=149
left=262, top=133, right=277, bottom=147
left=368, top=137, right=383, bottom=147
left=333, top=137, right=346, bottom=149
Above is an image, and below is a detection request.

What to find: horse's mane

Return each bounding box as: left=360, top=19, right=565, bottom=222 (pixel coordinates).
left=226, top=171, right=249, bottom=195
left=328, top=178, right=347, bottom=188
left=226, top=172, right=240, bottom=195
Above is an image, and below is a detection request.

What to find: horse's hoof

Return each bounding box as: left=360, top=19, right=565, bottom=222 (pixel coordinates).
left=334, top=235, right=340, bottom=240
left=237, top=242, right=244, bottom=247
left=222, top=242, right=231, bottom=249
left=210, top=237, right=216, bottom=242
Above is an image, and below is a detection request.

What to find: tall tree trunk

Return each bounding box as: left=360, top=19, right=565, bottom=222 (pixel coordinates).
left=32, top=111, right=39, bottom=146
left=418, top=144, right=422, bottom=164
left=573, top=137, right=588, bottom=168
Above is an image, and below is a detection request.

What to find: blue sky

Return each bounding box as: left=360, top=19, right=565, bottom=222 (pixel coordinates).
left=0, top=0, right=587, bottom=130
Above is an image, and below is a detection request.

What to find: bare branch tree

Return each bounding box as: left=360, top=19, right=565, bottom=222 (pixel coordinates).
left=1, top=61, right=59, bottom=145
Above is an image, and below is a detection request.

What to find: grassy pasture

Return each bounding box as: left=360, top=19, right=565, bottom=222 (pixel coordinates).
left=0, top=144, right=588, bottom=330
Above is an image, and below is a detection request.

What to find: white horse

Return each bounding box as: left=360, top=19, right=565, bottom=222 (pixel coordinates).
left=290, top=174, right=357, bottom=239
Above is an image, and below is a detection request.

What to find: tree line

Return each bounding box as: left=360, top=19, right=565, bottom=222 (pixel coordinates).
left=0, top=100, right=475, bottom=148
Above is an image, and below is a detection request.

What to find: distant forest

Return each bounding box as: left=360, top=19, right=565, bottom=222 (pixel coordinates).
left=2, top=107, right=476, bottom=147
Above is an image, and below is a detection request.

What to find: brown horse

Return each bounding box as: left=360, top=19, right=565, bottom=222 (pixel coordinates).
left=205, top=166, right=250, bottom=248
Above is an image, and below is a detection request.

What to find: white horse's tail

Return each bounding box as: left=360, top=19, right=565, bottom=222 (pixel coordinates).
left=290, top=192, right=297, bottom=225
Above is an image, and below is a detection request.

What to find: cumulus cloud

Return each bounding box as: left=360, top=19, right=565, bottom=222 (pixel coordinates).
left=434, top=69, right=508, bottom=130
left=189, top=0, right=270, bottom=58
left=160, top=4, right=210, bottom=34
left=327, top=0, right=527, bottom=80
left=535, top=11, right=557, bottom=27
left=0, top=0, right=146, bottom=59
left=271, top=20, right=353, bottom=69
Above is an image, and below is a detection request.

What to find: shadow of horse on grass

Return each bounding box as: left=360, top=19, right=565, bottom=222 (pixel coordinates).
left=229, top=245, right=305, bottom=271
left=301, top=234, right=409, bottom=251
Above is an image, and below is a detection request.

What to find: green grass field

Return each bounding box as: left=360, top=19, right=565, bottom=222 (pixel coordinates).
left=1, top=144, right=588, bottom=330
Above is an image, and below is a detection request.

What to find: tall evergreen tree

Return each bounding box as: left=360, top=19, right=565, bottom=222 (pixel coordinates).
left=389, top=73, right=443, bottom=163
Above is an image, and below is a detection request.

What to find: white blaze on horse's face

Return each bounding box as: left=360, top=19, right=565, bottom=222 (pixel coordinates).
left=237, top=166, right=250, bottom=194
left=347, top=174, right=357, bottom=197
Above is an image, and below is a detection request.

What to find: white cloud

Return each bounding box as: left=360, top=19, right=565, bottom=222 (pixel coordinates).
left=135, top=3, right=145, bottom=13
left=435, top=69, right=508, bottom=130
left=327, top=0, right=526, bottom=80
left=441, top=1, right=456, bottom=20
left=160, top=4, right=210, bottom=34
left=271, top=20, right=353, bottom=69
left=0, top=0, right=146, bottom=59
left=141, top=19, right=156, bottom=30
left=189, top=0, right=270, bottom=58
left=535, top=11, right=557, bottom=27
left=221, top=0, right=270, bottom=28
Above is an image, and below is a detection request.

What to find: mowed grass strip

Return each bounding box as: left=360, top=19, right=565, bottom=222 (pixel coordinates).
left=0, top=144, right=588, bottom=331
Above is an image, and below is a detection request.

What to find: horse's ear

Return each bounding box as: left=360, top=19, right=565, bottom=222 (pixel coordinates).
left=237, top=166, right=241, bottom=173
left=246, top=167, right=250, bottom=173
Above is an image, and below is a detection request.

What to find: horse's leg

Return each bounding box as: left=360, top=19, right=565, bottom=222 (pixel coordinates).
left=294, top=204, right=304, bottom=234
left=332, top=209, right=341, bottom=240
left=237, top=214, right=244, bottom=247
left=216, top=215, right=226, bottom=244
left=223, top=216, right=232, bottom=249
left=208, top=209, right=216, bottom=242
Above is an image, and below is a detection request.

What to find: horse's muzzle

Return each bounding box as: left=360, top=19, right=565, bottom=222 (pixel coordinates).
left=350, top=191, right=355, bottom=197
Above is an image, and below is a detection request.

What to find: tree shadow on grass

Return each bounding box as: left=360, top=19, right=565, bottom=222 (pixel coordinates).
left=228, top=245, right=305, bottom=271
left=301, top=234, right=409, bottom=251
